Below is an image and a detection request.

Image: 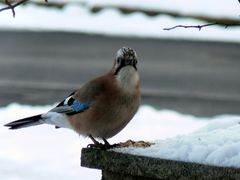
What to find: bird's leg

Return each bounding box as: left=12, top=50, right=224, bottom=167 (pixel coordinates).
left=87, top=134, right=102, bottom=148
left=102, top=138, right=118, bottom=149
left=87, top=135, right=117, bottom=150
left=87, top=134, right=108, bottom=150
left=102, top=137, right=110, bottom=146
left=89, top=134, right=100, bottom=145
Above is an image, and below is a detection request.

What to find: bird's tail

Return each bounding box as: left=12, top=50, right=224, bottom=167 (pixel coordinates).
left=4, top=114, right=43, bottom=130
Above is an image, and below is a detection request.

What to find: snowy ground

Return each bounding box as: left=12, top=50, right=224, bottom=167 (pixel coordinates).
left=1, top=103, right=240, bottom=179
left=0, top=0, right=240, bottom=42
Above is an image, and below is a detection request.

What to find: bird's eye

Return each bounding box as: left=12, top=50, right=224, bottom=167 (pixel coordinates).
left=117, top=58, right=121, bottom=64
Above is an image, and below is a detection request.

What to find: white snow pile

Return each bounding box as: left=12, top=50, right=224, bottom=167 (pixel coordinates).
left=0, top=103, right=240, bottom=180
left=85, top=0, right=239, bottom=19
left=0, top=0, right=240, bottom=42
left=0, top=103, right=101, bottom=180
left=115, top=115, right=240, bottom=168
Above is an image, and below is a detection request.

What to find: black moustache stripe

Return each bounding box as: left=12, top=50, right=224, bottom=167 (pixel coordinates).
left=114, top=62, right=137, bottom=75
left=114, top=64, right=124, bottom=75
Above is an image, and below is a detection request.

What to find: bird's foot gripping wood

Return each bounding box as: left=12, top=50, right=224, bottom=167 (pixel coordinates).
left=87, top=142, right=118, bottom=150
left=87, top=135, right=117, bottom=150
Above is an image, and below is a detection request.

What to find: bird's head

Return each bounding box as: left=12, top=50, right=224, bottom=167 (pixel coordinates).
left=112, top=47, right=139, bottom=93
left=113, top=47, right=138, bottom=75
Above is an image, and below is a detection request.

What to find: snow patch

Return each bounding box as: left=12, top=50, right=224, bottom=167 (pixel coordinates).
left=1, top=103, right=240, bottom=179
left=0, top=1, right=240, bottom=42
left=115, top=116, right=240, bottom=168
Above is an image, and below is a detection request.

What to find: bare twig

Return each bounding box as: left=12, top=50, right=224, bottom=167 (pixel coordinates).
left=0, top=0, right=48, bottom=17
left=91, top=5, right=240, bottom=29
left=4, top=0, right=15, bottom=17
left=163, top=23, right=218, bottom=31
left=0, top=0, right=29, bottom=17
left=163, top=22, right=240, bottom=31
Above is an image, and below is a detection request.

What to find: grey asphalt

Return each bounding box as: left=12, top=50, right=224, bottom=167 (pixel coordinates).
left=0, top=31, right=240, bottom=116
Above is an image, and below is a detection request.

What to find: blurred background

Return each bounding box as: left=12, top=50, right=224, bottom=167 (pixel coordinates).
left=0, top=0, right=240, bottom=179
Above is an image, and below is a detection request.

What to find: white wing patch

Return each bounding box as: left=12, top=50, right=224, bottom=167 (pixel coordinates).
left=41, top=112, right=73, bottom=129
left=64, top=96, right=73, bottom=105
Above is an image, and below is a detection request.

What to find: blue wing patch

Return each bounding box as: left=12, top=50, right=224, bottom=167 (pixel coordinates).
left=71, top=100, right=91, bottom=113
left=55, top=92, right=91, bottom=115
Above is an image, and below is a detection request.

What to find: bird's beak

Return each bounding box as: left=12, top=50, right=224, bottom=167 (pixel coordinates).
left=129, top=59, right=137, bottom=70
left=121, top=59, right=137, bottom=70
left=114, top=59, right=137, bottom=75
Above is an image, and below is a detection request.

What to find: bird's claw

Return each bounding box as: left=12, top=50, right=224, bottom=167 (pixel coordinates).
left=87, top=142, right=118, bottom=150
left=87, top=135, right=118, bottom=150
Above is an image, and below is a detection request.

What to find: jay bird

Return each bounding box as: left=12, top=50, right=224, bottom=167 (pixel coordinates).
left=5, top=47, right=140, bottom=149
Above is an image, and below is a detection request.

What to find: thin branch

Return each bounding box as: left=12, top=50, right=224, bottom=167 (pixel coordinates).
left=163, top=23, right=218, bottom=31
left=0, top=0, right=48, bottom=17
left=4, top=0, right=15, bottom=17
left=163, top=22, right=240, bottom=31
left=91, top=5, right=240, bottom=29
left=0, top=0, right=29, bottom=17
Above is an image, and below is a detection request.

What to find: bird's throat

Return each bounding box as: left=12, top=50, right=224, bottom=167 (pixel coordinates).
left=116, top=66, right=139, bottom=94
